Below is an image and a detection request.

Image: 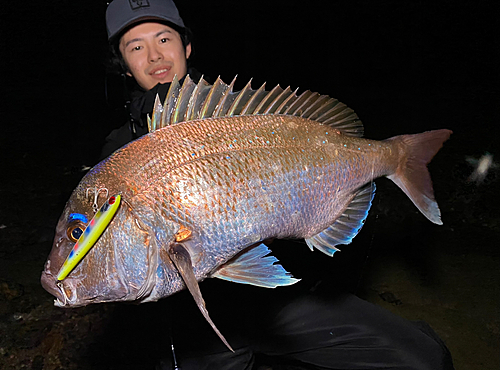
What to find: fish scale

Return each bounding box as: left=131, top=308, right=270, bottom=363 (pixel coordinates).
left=125, top=117, right=378, bottom=265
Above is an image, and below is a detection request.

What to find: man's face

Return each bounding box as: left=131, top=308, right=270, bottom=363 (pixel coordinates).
left=119, top=22, right=192, bottom=91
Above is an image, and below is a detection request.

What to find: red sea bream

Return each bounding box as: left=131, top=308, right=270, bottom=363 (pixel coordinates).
left=41, top=76, right=451, bottom=349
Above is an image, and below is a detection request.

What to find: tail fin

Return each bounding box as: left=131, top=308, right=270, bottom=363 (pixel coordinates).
left=386, top=129, right=452, bottom=225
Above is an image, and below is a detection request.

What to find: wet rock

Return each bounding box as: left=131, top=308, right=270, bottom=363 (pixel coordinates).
left=379, top=291, right=402, bottom=305
left=0, top=280, right=24, bottom=300
left=31, top=355, right=44, bottom=370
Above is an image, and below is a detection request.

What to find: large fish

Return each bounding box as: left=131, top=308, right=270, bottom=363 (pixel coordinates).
left=41, top=76, right=451, bottom=350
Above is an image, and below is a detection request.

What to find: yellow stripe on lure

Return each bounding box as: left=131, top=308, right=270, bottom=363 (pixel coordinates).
left=57, top=194, right=121, bottom=281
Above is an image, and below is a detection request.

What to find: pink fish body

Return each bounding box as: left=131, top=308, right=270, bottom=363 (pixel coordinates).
left=41, top=76, right=451, bottom=350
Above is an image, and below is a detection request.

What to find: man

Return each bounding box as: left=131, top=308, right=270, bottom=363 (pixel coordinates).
left=103, top=1, right=455, bottom=369
left=102, top=0, right=200, bottom=159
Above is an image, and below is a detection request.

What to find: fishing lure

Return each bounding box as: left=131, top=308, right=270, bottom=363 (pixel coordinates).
left=57, top=194, right=121, bottom=281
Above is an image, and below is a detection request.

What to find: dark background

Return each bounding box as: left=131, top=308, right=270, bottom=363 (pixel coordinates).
left=1, top=1, right=498, bottom=369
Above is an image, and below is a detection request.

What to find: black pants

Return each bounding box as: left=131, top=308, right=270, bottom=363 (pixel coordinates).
left=158, top=289, right=454, bottom=370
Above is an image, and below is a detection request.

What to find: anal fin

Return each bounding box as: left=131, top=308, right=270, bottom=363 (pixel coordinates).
left=212, top=243, right=300, bottom=288
left=168, top=242, right=234, bottom=352
left=305, top=182, right=376, bottom=256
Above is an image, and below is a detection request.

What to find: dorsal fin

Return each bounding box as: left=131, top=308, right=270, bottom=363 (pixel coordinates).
left=148, top=75, right=363, bottom=137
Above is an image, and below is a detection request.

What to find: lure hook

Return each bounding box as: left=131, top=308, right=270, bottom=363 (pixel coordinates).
left=86, top=187, right=109, bottom=213
left=56, top=281, right=69, bottom=305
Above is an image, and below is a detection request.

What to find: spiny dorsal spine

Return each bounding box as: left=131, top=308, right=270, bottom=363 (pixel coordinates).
left=148, top=75, right=363, bottom=137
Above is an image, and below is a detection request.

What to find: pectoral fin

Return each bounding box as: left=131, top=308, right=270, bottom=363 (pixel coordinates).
left=168, top=242, right=234, bottom=352
left=212, top=243, right=300, bottom=288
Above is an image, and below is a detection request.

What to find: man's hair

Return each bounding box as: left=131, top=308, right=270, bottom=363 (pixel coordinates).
left=107, top=20, right=193, bottom=76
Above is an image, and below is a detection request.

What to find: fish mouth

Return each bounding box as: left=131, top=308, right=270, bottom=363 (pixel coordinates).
left=41, top=270, right=67, bottom=306
left=41, top=268, right=85, bottom=307
left=41, top=267, right=132, bottom=307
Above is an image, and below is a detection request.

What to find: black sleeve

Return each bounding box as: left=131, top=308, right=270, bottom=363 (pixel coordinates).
left=99, top=122, right=135, bottom=161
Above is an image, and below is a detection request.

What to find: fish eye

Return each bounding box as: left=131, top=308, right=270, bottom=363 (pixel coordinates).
left=66, top=222, right=85, bottom=242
